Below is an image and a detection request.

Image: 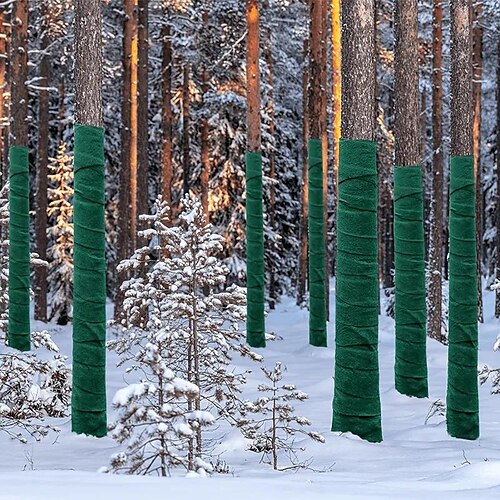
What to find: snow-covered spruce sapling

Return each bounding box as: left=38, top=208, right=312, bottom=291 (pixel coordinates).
left=109, top=195, right=261, bottom=475
left=0, top=330, right=71, bottom=443
left=239, top=362, right=325, bottom=470
left=47, top=143, right=74, bottom=325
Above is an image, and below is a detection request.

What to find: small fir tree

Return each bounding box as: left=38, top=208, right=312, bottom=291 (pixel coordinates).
left=109, top=195, right=261, bottom=475
left=47, top=143, right=74, bottom=325
left=239, top=362, right=325, bottom=470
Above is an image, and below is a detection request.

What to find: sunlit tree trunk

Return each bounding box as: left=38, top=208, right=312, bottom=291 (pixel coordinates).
left=161, top=21, right=172, bottom=205
left=182, top=63, right=190, bottom=195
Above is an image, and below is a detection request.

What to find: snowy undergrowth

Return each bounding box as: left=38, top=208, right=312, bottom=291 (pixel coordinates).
left=1, top=289, right=500, bottom=498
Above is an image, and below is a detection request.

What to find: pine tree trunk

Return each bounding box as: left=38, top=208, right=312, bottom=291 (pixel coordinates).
left=297, top=39, right=309, bottom=307
left=115, top=0, right=135, bottom=318
left=0, top=10, right=5, bottom=183
left=265, top=47, right=277, bottom=310
left=10, top=0, right=28, bottom=147
left=1, top=12, right=9, bottom=176
left=161, top=21, right=172, bottom=205
left=130, top=1, right=139, bottom=251
left=321, top=0, right=330, bottom=319
left=472, top=4, right=483, bottom=322
left=182, top=63, right=190, bottom=195
left=137, top=0, right=148, bottom=228
left=200, top=11, right=210, bottom=220
left=34, top=23, right=49, bottom=322
left=496, top=37, right=500, bottom=318
left=428, top=0, right=444, bottom=342
left=331, top=0, right=341, bottom=198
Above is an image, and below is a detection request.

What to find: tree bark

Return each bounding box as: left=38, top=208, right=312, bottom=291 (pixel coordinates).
left=0, top=10, right=6, bottom=182
left=394, top=0, right=420, bottom=166
left=246, top=0, right=261, bottom=151
left=34, top=20, right=50, bottom=322
left=450, top=0, right=473, bottom=156
left=182, top=63, right=190, bottom=195
left=472, top=3, right=483, bottom=322
left=297, top=38, right=309, bottom=306
left=341, top=0, right=376, bottom=140
left=496, top=37, right=500, bottom=317
left=309, top=0, right=322, bottom=140
left=331, top=0, right=341, bottom=194
left=428, top=0, right=444, bottom=342
left=10, top=0, right=28, bottom=146
left=161, top=21, right=172, bottom=205
left=200, top=11, right=210, bottom=219
left=137, top=0, right=148, bottom=228
left=115, top=0, right=135, bottom=318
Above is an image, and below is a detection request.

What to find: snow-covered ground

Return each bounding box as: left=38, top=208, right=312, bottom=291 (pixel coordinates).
left=1, top=285, right=500, bottom=499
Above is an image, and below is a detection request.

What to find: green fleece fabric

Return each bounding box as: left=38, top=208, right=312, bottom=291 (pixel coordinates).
left=393, top=166, right=428, bottom=398
left=71, top=124, right=107, bottom=437
left=246, top=151, right=266, bottom=348
left=8, top=146, right=30, bottom=352
left=308, top=138, right=327, bottom=347
left=447, top=155, right=479, bottom=440
left=332, top=138, right=382, bottom=443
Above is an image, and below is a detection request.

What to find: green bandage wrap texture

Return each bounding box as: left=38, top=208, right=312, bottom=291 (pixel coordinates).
left=71, top=124, right=107, bottom=437
left=332, top=139, right=382, bottom=443
left=8, top=146, right=30, bottom=352
left=393, top=166, right=428, bottom=398
left=308, top=138, right=327, bottom=347
left=245, top=151, right=265, bottom=348
left=447, top=155, right=479, bottom=440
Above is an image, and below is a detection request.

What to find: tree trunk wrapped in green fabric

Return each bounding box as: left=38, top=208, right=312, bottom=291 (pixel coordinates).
left=246, top=151, right=265, bottom=348
left=71, top=124, right=107, bottom=437
left=447, top=155, right=479, bottom=440
left=308, top=138, right=327, bottom=347
left=393, top=166, right=428, bottom=398
left=332, top=138, right=382, bottom=443
left=8, top=146, right=30, bottom=352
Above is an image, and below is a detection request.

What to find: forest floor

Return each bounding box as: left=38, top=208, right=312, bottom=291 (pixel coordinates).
left=1, top=284, right=500, bottom=499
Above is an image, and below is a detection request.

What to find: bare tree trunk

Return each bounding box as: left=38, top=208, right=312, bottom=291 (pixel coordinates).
left=309, top=0, right=322, bottom=140
left=246, top=0, right=261, bottom=152
left=341, top=0, right=376, bottom=140
left=331, top=0, right=341, bottom=196
left=161, top=21, right=172, bottom=205
left=130, top=0, right=139, bottom=251
left=496, top=37, right=500, bottom=318
left=10, top=0, right=28, bottom=147
left=115, top=0, right=135, bottom=319
left=137, top=0, right=148, bottom=228
left=265, top=47, right=277, bottom=310
left=200, top=11, right=210, bottom=220
left=297, top=39, right=309, bottom=306
left=182, top=63, right=190, bottom=195
left=321, top=0, right=330, bottom=319
left=428, top=0, right=444, bottom=342
left=34, top=20, right=50, bottom=322
left=0, top=10, right=5, bottom=182
left=394, top=0, right=420, bottom=166
left=472, top=3, right=483, bottom=322
left=1, top=11, right=9, bottom=176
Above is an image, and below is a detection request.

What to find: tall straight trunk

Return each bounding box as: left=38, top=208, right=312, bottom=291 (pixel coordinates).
left=73, top=0, right=107, bottom=437
left=1, top=11, right=9, bottom=177
left=130, top=0, right=138, bottom=251
left=10, top=0, right=28, bottom=147
left=321, top=0, right=330, bottom=319
left=115, top=0, right=135, bottom=319
left=297, top=38, right=309, bottom=306
left=428, top=0, right=444, bottom=343
left=0, top=10, right=5, bottom=182
left=331, top=0, right=341, bottom=198
left=265, top=47, right=277, bottom=310
left=182, top=63, right=190, bottom=195
left=200, top=11, right=210, bottom=219
left=245, top=0, right=265, bottom=347
left=161, top=21, right=172, bottom=205
left=496, top=37, right=500, bottom=318
left=34, top=23, right=50, bottom=322
left=137, top=0, right=148, bottom=227
left=472, top=4, right=483, bottom=322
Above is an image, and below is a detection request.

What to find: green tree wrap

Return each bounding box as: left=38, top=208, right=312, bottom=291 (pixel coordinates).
left=447, top=155, right=479, bottom=440
left=71, top=124, right=107, bottom=437
left=8, top=146, right=30, bottom=352
left=393, top=166, right=428, bottom=398
left=332, top=139, right=382, bottom=443
left=246, top=151, right=265, bottom=348
left=308, top=138, right=327, bottom=347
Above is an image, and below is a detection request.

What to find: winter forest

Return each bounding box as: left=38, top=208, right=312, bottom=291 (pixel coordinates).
left=0, top=0, right=500, bottom=498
